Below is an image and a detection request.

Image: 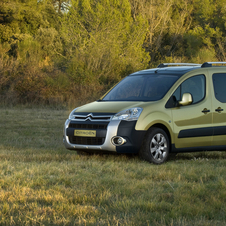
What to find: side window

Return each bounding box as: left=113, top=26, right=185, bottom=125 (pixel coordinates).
left=212, top=73, right=226, bottom=103
left=173, top=74, right=205, bottom=104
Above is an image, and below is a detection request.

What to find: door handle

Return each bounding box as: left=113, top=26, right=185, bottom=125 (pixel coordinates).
left=202, top=108, right=210, bottom=114
left=215, top=107, right=224, bottom=112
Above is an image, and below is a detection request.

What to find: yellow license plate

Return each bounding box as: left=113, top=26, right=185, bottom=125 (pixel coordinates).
left=74, top=130, right=96, bottom=137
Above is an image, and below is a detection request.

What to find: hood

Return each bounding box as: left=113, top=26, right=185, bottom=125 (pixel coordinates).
left=75, top=101, right=146, bottom=113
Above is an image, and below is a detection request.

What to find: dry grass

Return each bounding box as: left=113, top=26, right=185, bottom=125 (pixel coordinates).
left=0, top=106, right=226, bottom=225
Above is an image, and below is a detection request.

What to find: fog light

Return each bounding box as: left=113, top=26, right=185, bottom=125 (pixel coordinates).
left=117, top=137, right=123, bottom=145
left=111, top=136, right=126, bottom=146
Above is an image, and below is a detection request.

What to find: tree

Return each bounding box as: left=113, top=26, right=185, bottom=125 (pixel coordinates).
left=60, top=0, right=150, bottom=94
left=129, top=0, right=194, bottom=64
left=188, top=0, right=226, bottom=61
left=51, top=0, right=71, bottom=13
left=0, top=0, right=61, bottom=57
left=0, top=0, right=64, bottom=104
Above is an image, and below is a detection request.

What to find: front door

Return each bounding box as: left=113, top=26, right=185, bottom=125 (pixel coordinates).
left=171, top=74, right=213, bottom=149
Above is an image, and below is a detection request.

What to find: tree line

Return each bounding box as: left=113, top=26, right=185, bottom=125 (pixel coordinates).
left=0, top=0, right=226, bottom=106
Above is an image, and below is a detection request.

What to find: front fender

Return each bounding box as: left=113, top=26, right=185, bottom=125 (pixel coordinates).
left=135, top=111, right=174, bottom=144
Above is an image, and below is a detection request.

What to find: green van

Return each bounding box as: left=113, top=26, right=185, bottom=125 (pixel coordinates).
left=63, top=62, right=226, bottom=164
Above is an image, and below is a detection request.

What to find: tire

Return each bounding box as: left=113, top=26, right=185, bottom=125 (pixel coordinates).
left=139, top=127, right=170, bottom=164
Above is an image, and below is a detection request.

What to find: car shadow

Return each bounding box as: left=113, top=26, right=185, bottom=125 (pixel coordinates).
left=76, top=150, right=226, bottom=163
left=168, top=151, right=226, bottom=162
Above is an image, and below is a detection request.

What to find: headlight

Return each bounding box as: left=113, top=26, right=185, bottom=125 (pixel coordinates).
left=112, top=107, right=143, bottom=121
left=69, top=108, right=79, bottom=119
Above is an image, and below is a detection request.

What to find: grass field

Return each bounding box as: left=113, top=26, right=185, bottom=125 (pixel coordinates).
left=0, top=106, right=226, bottom=225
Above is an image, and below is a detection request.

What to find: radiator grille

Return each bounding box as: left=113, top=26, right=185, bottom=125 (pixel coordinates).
left=69, top=137, right=105, bottom=145
left=68, top=113, right=111, bottom=145
left=69, top=123, right=107, bottom=130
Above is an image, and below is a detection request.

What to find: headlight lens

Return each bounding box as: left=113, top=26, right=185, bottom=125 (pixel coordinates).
left=69, top=108, right=79, bottom=119
left=112, top=107, right=143, bottom=121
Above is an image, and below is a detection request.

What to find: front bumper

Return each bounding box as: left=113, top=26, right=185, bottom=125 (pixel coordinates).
left=64, top=119, right=120, bottom=152
left=63, top=119, right=146, bottom=154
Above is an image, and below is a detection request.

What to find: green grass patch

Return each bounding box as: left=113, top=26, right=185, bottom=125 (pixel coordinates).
left=0, top=106, right=226, bottom=225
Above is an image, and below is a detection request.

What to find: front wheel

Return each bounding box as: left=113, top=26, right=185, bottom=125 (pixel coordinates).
left=139, top=127, right=170, bottom=164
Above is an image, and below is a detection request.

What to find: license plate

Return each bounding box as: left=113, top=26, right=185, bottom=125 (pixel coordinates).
left=74, top=130, right=96, bottom=137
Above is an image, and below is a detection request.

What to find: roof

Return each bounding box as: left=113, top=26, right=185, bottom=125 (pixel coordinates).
left=130, top=66, right=200, bottom=77
left=130, top=62, right=226, bottom=77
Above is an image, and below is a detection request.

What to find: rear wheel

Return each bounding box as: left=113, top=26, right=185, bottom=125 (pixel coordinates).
left=139, top=127, right=170, bottom=164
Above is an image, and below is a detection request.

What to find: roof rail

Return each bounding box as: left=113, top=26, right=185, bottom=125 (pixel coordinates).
left=201, top=62, right=226, bottom=67
left=158, top=63, right=201, bottom=68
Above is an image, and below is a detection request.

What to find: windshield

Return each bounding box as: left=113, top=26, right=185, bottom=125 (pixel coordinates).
left=102, top=74, right=179, bottom=101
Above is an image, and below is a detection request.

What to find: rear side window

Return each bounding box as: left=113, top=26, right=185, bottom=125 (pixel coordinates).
left=212, top=73, right=226, bottom=103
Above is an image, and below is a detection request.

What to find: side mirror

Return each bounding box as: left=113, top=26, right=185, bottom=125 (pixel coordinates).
left=179, top=93, right=193, bottom=106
